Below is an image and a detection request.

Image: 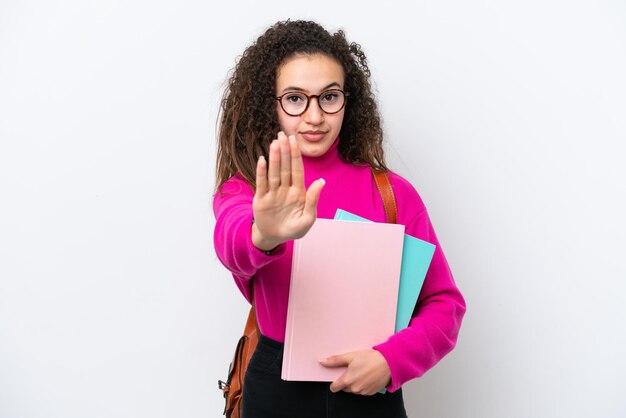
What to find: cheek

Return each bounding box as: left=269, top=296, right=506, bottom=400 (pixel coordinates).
left=331, top=112, right=345, bottom=133
left=277, top=110, right=297, bottom=135
left=276, top=105, right=287, bottom=130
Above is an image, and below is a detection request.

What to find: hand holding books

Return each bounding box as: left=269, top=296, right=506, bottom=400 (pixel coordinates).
left=320, top=348, right=392, bottom=396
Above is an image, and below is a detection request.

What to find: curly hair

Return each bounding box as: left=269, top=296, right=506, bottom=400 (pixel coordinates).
left=216, top=20, right=388, bottom=189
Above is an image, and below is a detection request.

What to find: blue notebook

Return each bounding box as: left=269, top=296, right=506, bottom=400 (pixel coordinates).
left=334, top=209, right=436, bottom=332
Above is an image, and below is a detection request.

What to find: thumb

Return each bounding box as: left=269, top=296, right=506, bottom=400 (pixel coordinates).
left=304, top=178, right=325, bottom=215
left=320, top=353, right=351, bottom=368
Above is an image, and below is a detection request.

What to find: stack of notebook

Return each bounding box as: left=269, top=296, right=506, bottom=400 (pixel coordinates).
left=281, top=210, right=436, bottom=382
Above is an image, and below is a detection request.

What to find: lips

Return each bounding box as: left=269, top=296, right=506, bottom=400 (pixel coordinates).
left=300, top=130, right=327, bottom=142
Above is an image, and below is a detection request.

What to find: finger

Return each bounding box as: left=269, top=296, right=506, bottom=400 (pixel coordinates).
left=319, top=354, right=349, bottom=368
left=329, top=374, right=349, bottom=393
left=304, top=178, right=325, bottom=216
left=330, top=381, right=346, bottom=393
left=255, top=155, right=268, bottom=196
left=267, top=139, right=280, bottom=190
left=289, top=135, right=305, bottom=190
left=278, top=133, right=291, bottom=187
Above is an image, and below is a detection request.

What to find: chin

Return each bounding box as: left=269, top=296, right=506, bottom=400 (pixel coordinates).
left=300, top=145, right=329, bottom=158
left=298, top=137, right=335, bottom=158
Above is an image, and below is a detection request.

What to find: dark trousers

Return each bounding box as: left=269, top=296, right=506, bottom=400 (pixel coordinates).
left=241, top=334, right=408, bottom=418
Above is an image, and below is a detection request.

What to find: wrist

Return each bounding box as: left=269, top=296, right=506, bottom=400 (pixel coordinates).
left=251, top=219, right=281, bottom=253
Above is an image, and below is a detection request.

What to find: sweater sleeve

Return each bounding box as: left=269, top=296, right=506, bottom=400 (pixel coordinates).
left=372, top=207, right=466, bottom=392
left=212, top=175, right=287, bottom=300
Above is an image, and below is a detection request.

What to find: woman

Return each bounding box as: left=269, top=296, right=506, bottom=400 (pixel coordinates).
left=213, top=19, right=466, bottom=417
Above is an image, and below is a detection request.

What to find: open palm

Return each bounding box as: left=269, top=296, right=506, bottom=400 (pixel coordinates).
left=251, top=132, right=325, bottom=251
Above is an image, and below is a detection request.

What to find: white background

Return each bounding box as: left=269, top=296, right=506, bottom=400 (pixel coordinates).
left=1, top=1, right=625, bottom=417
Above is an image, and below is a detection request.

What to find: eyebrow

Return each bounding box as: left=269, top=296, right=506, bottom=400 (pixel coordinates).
left=280, top=82, right=342, bottom=94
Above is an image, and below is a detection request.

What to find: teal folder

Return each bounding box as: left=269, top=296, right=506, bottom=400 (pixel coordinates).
left=334, top=209, right=436, bottom=332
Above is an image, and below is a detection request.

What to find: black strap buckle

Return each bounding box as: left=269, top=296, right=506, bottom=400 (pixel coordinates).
left=218, top=380, right=229, bottom=391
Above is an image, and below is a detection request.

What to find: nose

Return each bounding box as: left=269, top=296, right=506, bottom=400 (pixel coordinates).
left=302, top=96, right=324, bottom=125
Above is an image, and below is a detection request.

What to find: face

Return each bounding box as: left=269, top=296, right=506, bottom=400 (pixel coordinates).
left=275, top=53, right=345, bottom=157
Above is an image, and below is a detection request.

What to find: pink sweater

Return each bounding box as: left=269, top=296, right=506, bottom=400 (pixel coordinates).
left=213, top=138, right=466, bottom=392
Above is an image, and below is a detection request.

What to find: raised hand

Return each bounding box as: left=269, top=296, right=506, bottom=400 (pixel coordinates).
left=251, top=131, right=325, bottom=252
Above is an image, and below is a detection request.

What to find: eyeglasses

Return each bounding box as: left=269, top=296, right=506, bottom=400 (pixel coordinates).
left=276, top=89, right=348, bottom=117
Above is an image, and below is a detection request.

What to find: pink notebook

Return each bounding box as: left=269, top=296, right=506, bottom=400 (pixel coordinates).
left=282, top=218, right=405, bottom=381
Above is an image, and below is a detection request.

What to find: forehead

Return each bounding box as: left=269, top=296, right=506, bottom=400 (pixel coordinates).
left=276, top=53, right=345, bottom=92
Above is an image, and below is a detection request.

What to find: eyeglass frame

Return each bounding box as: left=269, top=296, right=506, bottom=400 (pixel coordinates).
left=275, top=89, right=349, bottom=117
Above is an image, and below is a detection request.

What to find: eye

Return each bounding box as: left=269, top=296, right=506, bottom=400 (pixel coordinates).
left=320, top=91, right=340, bottom=103
left=284, top=93, right=306, bottom=103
